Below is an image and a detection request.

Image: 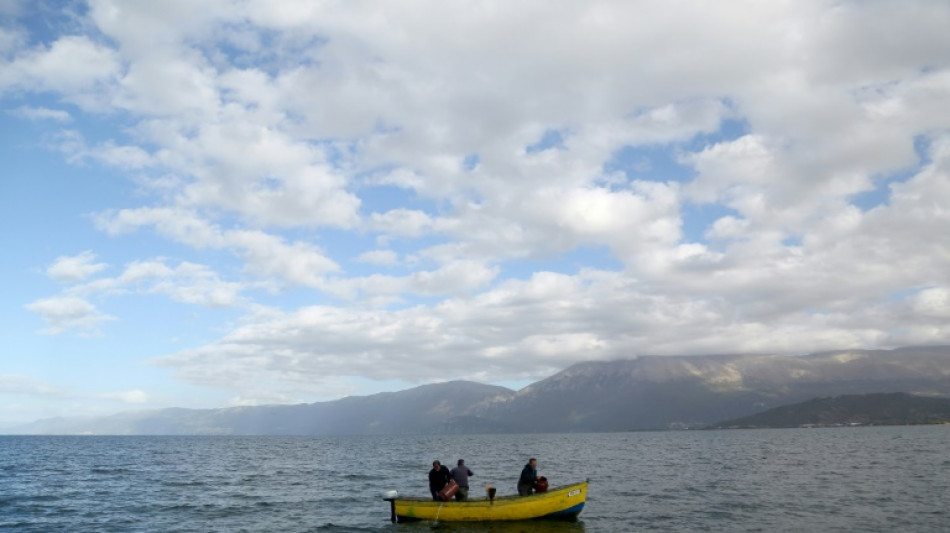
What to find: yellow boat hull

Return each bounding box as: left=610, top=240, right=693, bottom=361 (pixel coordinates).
left=386, top=480, right=587, bottom=522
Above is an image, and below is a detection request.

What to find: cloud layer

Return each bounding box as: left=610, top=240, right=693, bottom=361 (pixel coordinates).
left=7, top=0, right=950, bottom=406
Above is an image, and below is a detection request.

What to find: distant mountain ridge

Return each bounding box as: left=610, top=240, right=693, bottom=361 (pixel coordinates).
left=710, top=393, right=950, bottom=428
left=13, top=345, right=950, bottom=435
left=18, top=380, right=515, bottom=435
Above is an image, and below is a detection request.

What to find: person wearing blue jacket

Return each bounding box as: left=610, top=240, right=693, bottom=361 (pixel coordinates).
left=450, top=459, right=474, bottom=500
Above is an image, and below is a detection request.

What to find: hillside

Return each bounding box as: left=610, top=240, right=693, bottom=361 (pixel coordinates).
left=476, top=346, right=950, bottom=431
left=710, top=392, right=950, bottom=428
left=17, top=381, right=515, bottom=435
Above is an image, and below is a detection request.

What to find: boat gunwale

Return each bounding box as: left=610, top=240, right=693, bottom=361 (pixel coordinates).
left=388, top=480, right=587, bottom=505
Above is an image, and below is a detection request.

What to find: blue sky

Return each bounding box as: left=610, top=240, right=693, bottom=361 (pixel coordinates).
left=2, top=0, right=950, bottom=427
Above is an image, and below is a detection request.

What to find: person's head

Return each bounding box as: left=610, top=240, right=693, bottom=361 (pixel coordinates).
left=458, top=459, right=465, bottom=466
left=433, top=460, right=441, bottom=470
left=529, top=458, right=537, bottom=468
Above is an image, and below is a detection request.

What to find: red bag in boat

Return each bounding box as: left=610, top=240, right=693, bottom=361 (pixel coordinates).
left=535, top=476, right=548, bottom=493
left=439, top=479, right=459, bottom=501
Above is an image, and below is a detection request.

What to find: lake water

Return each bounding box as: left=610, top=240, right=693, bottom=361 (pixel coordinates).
left=1, top=426, right=947, bottom=532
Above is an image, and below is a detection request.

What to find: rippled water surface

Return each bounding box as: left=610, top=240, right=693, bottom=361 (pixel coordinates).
left=1, top=426, right=948, bottom=532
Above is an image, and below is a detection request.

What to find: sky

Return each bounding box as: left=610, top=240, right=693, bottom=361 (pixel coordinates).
left=2, top=0, right=950, bottom=426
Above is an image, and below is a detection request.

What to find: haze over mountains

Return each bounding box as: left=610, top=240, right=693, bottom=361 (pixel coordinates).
left=14, top=346, right=950, bottom=435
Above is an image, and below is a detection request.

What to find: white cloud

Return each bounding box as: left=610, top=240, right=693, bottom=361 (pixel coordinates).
left=46, top=251, right=107, bottom=282
left=152, top=266, right=915, bottom=394
left=156, top=263, right=245, bottom=308
left=24, top=295, right=115, bottom=335
left=912, top=288, right=950, bottom=318
left=368, top=209, right=434, bottom=239
left=0, top=35, right=120, bottom=109
left=309, top=260, right=499, bottom=305
left=93, top=208, right=340, bottom=287
left=0, top=374, right=65, bottom=397
left=13, top=105, right=71, bottom=121
left=355, top=249, right=399, bottom=266
left=685, top=135, right=777, bottom=205
left=228, top=230, right=339, bottom=287
left=69, top=258, right=245, bottom=308
left=98, top=389, right=149, bottom=404
left=94, top=207, right=226, bottom=248
left=85, top=141, right=152, bottom=169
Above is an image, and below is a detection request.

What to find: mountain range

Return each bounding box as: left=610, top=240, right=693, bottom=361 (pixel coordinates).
left=13, top=345, right=950, bottom=435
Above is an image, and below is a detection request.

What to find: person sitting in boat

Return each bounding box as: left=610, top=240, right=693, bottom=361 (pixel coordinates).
left=517, top=458, right=539, bottom=496
left=450, top=459, right=474, bottom=500
left=428, top=460, right=452, bottom=501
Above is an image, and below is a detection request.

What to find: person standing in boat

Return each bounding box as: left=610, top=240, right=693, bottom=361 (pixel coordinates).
left=450, top=459, right=474, bottom=500
left=428, top=460, right=452, bottom=501
left=517, top=458, right=539, bottom=496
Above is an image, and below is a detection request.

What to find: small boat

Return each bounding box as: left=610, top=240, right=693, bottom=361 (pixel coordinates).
left=382, top=480, right=588, bottom=523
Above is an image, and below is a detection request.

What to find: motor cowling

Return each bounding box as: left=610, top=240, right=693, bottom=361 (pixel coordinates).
left=535, top=476, right=548, bottom=493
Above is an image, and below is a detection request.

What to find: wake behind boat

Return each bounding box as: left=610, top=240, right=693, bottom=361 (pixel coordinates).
left=382, top=479, right=588, bottom=522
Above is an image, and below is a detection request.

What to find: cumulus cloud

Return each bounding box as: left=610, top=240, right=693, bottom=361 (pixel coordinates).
left=152, top=267, right=907, bottom=394
left=355, top=249, right=399, bottom=266
left=228, top=230, right=339, bottom=287
left=46, top=251, right=107, bottom=282
left=72, top=139, right=152, bottom=169
left=368, top=209, right=435, bottom=239
left=24, top=295, right=115, bottom=335
left=94, top=208, right=339, bottom=287
left=0, top=34, right=121, bottom=109
left=28, top=254, right=247, bottom=339
left=70, top=258, right=246, bottom=308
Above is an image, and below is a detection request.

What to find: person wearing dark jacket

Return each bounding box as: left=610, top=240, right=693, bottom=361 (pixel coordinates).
left=517, top=458, right=539, bottom=496
left=450, top=459, right=474, bottom=500
left=428, top=460, right=452, bottom=500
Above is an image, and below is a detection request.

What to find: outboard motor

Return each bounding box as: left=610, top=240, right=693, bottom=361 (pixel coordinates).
left=536, top=476, right=548, bottom=493
left=381, top=490, right=398, bottom=523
